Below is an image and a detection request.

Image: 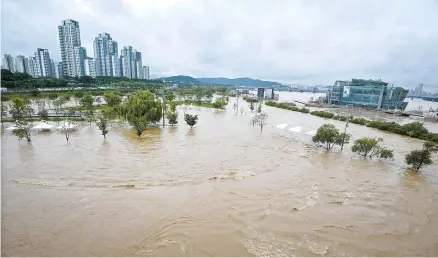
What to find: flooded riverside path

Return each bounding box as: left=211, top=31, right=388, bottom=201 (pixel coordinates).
left=2, top=97, right=438, bottom=256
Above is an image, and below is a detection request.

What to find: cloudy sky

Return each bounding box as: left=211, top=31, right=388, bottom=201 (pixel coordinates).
left=1, top=0, right=438, bottom=89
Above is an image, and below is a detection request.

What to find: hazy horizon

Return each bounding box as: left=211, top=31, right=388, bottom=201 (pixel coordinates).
left=1, top=0, right=438, bottom=89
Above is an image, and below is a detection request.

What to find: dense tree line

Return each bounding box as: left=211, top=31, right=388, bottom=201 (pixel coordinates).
left=1, top=69, right=165, bottom=90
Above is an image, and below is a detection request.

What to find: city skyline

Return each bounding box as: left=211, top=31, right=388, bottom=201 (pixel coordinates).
left=1, top=0, right=438, bottom=89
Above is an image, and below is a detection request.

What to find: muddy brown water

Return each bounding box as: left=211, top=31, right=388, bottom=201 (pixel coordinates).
left=1, top=98, right=438, bottom=256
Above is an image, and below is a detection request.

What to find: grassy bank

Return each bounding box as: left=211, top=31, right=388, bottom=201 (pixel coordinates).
left=265, top=101, right=438, bottom=143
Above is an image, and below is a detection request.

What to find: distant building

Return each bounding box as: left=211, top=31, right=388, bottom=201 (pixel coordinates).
left=93, top=33, right=119, bottom=77
left=257, top=87, right=277, bottom=99
left=2, top=54, right=15, bottom=72
left=54, top=61, right=63, bottom=78
left=73, top=46, right=87, bottom=77
left=120, top=46, right=143, bottom=79
left=14, top=55, right=29, bottom=74
left=58, top=19, right=82, bottom=77
left=326, top=78, right=409, bottom=110
left=414, top=84, right=424, bottom=97
left=34, top=48, right=54, bottom=77
left=84, top=57, right=96, bottom=78
left=141, top=65, right=150, bottom=79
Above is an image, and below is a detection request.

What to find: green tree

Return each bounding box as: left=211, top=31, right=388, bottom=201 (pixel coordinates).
left=166, top=91, right=176, bottom=102
left=48, top=93, right=58, bottom=100
left=402, top=122, right=429, bottom=138
left=9, top=97, right=27, bottom=120
left=74, top=91, right=84, bottom=98
left=24, top=99, right=34, bottom=119
left=351, top=137, right=393, bottom=159
left=212, top=98, right=227, bottom=110
left=250, top=102, right=254, bottom=112
left=80, top=95, right=94, bottom=125
left=184, top=114, right=198, bottom=128
left=121, top=91, right=162, bottom=137
left=38, top=109, right=49, bottom=120
left=167, top=110, right=178, bottom=126
left=96, top=116, right=109, bottom=139
left=257, top=112, right=268, bottom=132
left=12, top=120, right=32, bottom=141
left=312, top=124, right=346, bottom=151
left=405, top=142, right=438, bottom=171
left=104, top=92, right=122, bottom=107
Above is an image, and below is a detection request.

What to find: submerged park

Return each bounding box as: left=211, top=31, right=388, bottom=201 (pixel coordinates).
left=1, top=73, right=438, bottom=256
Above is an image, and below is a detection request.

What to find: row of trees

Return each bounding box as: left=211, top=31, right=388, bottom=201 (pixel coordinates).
left=265, top=101, right=438, bottom=144
left=311, top=123, right=437, bottom=171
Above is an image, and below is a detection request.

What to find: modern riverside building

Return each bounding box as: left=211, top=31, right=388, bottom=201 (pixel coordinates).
left=34, top=48, right=54, bottom=77
left=93, top=33, right=119, bottom=77
left=14, top=55, right=29, bottom=74
left=73, top=46, right=87, bottom=77
left=58, top=19, right=82, bottom=77
left=2, top=54, right=15, bottom=72
left=141, top=66, right=150, bottom=79
left=84, top=57, right=96, bottom=78
left=326, top=78, right=409, bottom=110
left=54, top=61, right=63, bottom=78
left=120, top=46, right=142, bottom=79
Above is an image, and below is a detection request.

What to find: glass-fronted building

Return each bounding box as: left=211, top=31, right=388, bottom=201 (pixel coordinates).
left=326, top=79, right=408, bottom=110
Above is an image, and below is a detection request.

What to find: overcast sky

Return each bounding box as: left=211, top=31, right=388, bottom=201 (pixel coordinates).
left=1, top=0, right=438, bottom=89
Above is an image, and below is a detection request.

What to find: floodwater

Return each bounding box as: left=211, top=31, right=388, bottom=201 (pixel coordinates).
left=2, top=95, right=438, bottom=256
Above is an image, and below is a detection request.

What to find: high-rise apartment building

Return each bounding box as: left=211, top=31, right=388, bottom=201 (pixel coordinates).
left=73, top=46, right=87, bottom=77
left=34, top=48, right=53, bottom=77
left=58, top=19, right=81, bottom=77
left=54, top=61, right=63, bottom=78
left=141, top=66, right=150, bottom=80
left=93, top=33, right=119, bottom=77
left=120, top=46, right=143, bottom=79
left=14, top=55, right=29, bottom=74
left=2, top=54, right=15, bottom=72
left=133, top=50, right=142, bottom=79
left=28, top=57, right=38, bottom=77
left=84, top=57, right=96, bottom=78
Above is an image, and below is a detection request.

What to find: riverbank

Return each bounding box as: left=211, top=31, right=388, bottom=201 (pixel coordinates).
left=265, top=100, right=438, bottom=143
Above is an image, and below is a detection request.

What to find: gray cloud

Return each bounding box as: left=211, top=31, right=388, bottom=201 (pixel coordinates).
left=1, top=0, right=438, bottom=89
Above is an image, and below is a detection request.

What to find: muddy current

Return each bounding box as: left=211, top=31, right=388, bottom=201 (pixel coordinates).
left=1, top=95, right=438, bottom=256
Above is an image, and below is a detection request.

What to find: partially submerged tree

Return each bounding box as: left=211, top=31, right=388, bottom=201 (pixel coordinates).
left=251, top=114, right=258, bottom=127
left=167, top=110, right=178, bottom=126
left=96, top=116, right=109, bottom=139
left=351, top=137, right=393, bottom=159
left=12, top=120, right=32, bottom=142
left=213, top=98, right=227, bottom=110
left=24, top=99, right=34, bottom=119
left=9, top=97, right=27, bottom=120
left=38, top=109, right=49, bottom=120
left=312, top=124, right=350, bottom=151
left=405, top=142, right=438, bottom=171
left=184, top=114, right=198, bottom=128
left=121, top=91, right=162, bottom=137
left=80, top=95, right=94, bottom=125
left=104, top=92, right=122, bottom=107
left=257, top=112, right=268, bottom=132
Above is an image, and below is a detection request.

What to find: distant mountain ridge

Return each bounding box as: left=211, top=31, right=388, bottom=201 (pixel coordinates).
left=197, top=77, right=284, bottom=87
left=160, top=75, right=201, bottom=84
left=160, top=75, right=284, bottom=87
